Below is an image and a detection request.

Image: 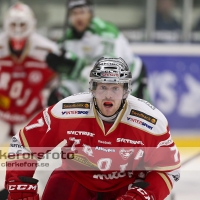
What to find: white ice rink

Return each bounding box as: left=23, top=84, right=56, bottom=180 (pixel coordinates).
left=166, top=148, right=200, bottom=200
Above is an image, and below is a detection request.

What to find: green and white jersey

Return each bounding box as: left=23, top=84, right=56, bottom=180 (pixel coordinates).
left=61, top=17, right=133, bottom=66
left=56, top=17, right=150, bottom=101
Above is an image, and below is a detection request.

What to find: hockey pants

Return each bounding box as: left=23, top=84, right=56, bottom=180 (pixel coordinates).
left=42, top=170, right=129, bottom=200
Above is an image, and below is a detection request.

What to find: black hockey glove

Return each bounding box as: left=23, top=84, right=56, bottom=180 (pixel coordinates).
left=46, top=52, right=76, bottom=72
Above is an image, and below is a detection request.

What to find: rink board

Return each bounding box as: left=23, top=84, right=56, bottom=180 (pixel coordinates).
left=140, top=55, right=200, bottom=131
left=131, top=43, right=200, bottom=133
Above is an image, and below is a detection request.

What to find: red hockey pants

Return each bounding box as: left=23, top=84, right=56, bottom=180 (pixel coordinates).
left=42, top=170, right=129, bottom=200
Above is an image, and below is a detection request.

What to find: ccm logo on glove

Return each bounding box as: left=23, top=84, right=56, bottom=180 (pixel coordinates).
left=117, top=186, right=154, bottom=200
left=8, top=184, right=37, bottom=190
left=136, top=187, right=150, bottom=197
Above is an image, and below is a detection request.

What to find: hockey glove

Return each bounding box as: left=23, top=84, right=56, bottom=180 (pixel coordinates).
left=116, top=186, right=154, bottom=200
left=7, top=175, right=39, bottom=200
left=46, top=52, right=76, bottom=72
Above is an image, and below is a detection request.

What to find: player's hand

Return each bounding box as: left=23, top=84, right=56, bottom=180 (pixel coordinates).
left=116, top=187, right=154, bottom=200
left=6, top=175, right=39, bottom=200
left=46, top=52, right=64, bottom=70
left=46, top=51, right=77, bottom=72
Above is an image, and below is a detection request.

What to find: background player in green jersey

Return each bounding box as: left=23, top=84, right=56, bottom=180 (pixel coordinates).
left=46, top=0, right=150, bottom=105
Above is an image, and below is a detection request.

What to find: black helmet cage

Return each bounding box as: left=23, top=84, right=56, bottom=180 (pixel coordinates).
left=89, top=57, right=132, bottom=99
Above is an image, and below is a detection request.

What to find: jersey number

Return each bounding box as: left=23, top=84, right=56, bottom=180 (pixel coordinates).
left=0, top=72, right=31, bottom=106
left=25, top=118, right=44, bottom=131
left=170, top=145, right=179, bottom=162
left=9, top=81, right=23, bottom=99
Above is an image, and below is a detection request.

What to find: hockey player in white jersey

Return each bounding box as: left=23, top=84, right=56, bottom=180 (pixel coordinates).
left=46, top=0, right=150, bottom=105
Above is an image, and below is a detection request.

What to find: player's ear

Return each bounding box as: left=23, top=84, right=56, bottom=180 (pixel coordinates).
left=123, top=83, right=130, bottom=99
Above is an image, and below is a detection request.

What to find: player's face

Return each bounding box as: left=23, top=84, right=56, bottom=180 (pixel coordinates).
left=7, top=20, right=30, bottom=51
left=69, top=7, right=92, bottom=33
left=94, top=83, right=124, bottom=116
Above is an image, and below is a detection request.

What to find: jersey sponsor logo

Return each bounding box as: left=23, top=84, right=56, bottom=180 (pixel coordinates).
left=28, top=71, right=42, bottom=84
left=10, top=144, right=23, bottom=148
left=12, top=137, right=18, bottom=143
left=67, top=131, right=95, bottom=137
left=172, top=173, right=180, bottom=182
left=83, top=144, right=94, bottom=157
left=93, top=171, right=133, bottom=180
left=62, top=102, right=90, bottom=109
left=127, top=117, right=153, bottom=130
left=156, top=136, right=173, bottom=148
left=119, top=148, right=134, bottom=160
left=12, top=72, right=26, bottom=79
left=82, top=46, right=92, bottom=52
left=95, top=146, right=115, bottom=153
left=25, top=61, right=47, bottom=68
left=0, top=110, right=26, bottom=122
left=130, top=109, right=157, bottom=125
left=62, top=111, right=89, bottom=115
left=138, top=98, right=155, bottom=110
left=116, top=138, right=144, bottom=146
left=98, top=140, right=111, bottom=145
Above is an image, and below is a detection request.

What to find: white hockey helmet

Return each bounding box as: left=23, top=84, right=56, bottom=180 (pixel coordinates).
left=89, top=57, right=132, bottom=99
left=3, top=2, right=36, bottom=40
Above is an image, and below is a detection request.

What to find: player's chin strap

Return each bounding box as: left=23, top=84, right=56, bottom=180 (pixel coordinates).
left=93, top=98, right=126, bottom=123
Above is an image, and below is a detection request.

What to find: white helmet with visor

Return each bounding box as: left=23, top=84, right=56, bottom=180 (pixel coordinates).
left=4, top=2, right=36, bottom=40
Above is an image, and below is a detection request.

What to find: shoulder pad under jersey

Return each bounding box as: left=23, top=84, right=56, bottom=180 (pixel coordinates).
left=28, top=33, right=59, bottom=61
left=123, top=95, right=168, bottom=135
left=51, top=92, right=94, bottom=119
